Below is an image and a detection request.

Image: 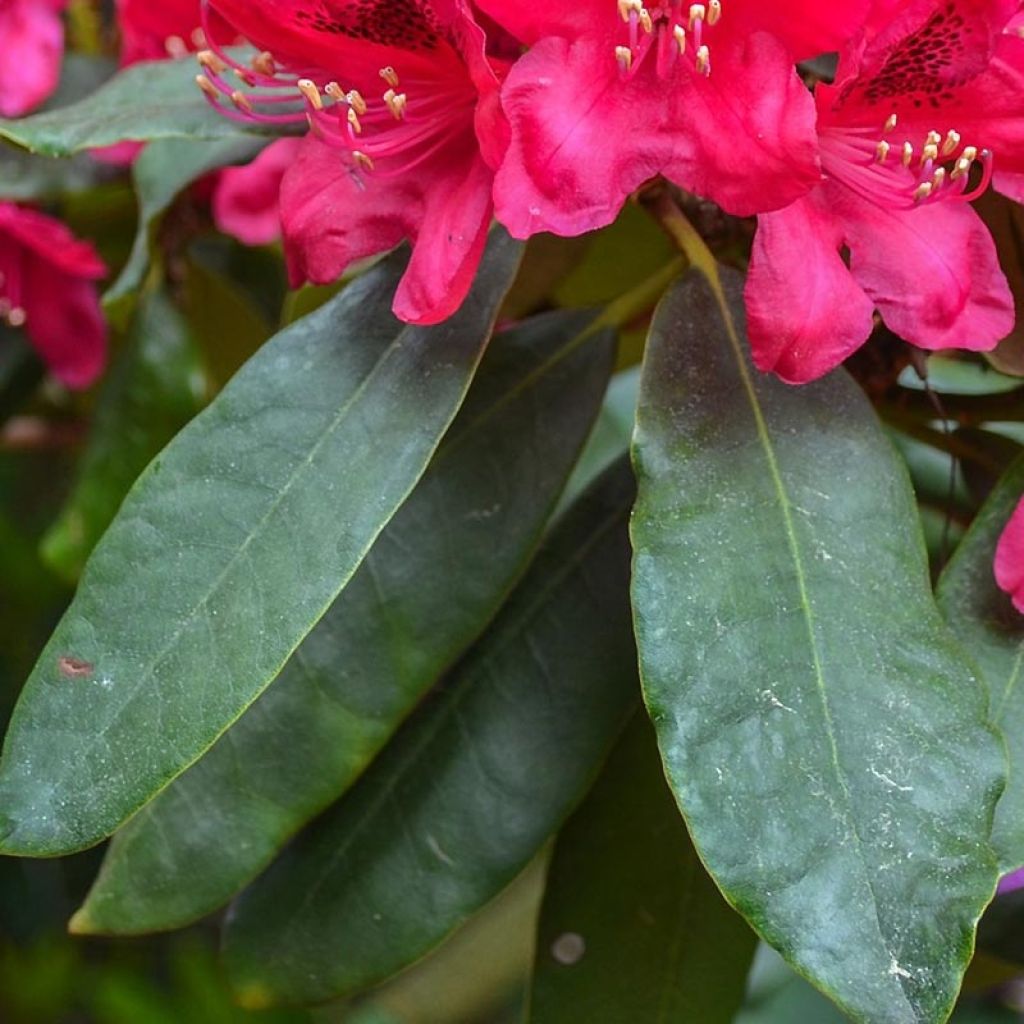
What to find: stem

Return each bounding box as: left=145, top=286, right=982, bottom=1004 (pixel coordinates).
left=638, top=186, right=718, bottom=281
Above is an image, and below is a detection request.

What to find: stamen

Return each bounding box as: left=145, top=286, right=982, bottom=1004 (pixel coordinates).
left=380, top=66, right=400, bottom=88
left=875, top=140, right=890, bottom=163
left=884, top=113, right=898, bottom=133
left=297, top=79, right=323, bottom=110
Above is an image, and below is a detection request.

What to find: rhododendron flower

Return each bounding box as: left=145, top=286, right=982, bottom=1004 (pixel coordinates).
left=0, top=0, right=66, bottom=117
left=473, top=0, right=871, bottom=239
left=212, top=138, right=300, bottom=246
left=746, top=0, right=1022, bottom=383
left=0, top=203, right=106, bottom=389
left=996, top=496, right=1024, bottom=615
left=116, top=0, right=233, bottom=66
left=198, top=0, right=508, bottom=325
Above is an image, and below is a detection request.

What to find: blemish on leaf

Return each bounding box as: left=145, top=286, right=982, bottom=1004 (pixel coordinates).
left=551, top=932, right=586, bottom=966
left=57, top=656, right=94, bottom=679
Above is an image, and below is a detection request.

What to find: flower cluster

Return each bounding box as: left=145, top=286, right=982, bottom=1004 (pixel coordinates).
left=195, top=0, right=1023, bottom=361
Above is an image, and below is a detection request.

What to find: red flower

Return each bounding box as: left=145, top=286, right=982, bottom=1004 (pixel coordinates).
left=212, top=138, right=300, bottom=246
left=115, top=0, right=233, bottom=66
left=0, top=203, right=107, bottom=389
left=199, top=0, right=508, bottom=325
left=472, top=0, right=869, bottom=239
left=0, top=0, right=66, bottom=117
left=745, top=0, right=1021, bottom=383
left=996, top=496, right=1024, bottom=615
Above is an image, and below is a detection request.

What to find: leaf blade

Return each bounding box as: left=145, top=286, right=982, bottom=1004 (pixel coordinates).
left=631, top=268, right=1004, bottom=1024
left=221, top=458, right=639, bottom=1007
left=0, top=231, right=521, bottom=856
left=72, top=310, right=616, bottom=933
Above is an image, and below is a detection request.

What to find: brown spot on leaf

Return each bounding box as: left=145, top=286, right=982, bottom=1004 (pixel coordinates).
left=57, top=656, right=94, bottom=679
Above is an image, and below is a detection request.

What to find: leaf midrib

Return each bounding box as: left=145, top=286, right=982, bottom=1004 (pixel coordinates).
left=706, top=270, right=915, bottom=1016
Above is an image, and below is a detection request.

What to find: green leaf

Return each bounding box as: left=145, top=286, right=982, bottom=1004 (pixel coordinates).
left=0, top=231, right=522, bottom=856
left=630, top=267, right=1004, bottom=1024
left=105, top=137, right=267, bottom=308
left=0, top=53, right=279, bottom=157
left=71, top=310, right=616, bottom=934
left=222, top=458, right=639, bottom=1007
left=40, top=288, right=206, bottom=582
left=529, top=713, right=756, bottom=1024
left=938, top=454, right=1024, bottom=873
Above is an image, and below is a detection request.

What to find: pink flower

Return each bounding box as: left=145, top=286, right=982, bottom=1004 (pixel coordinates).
left=115, top=0, right=234, bottom=66
left=0, top=0, right=66, bottom=117
left=199, top=0, right=508, bottom=325
left=0, top=203, right=107, bottom=389
left=998, top=865, right=1024, bottom=892
left=745, top=0, right=1021, bottom=384
left=212, top=138, right=300, bottom=246
left=996, top=496, right=1024, bottom=615
left=473, top=0, right=870, bottom=239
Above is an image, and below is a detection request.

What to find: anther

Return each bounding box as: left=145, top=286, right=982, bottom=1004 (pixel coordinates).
left=251, top=51, right=276, bottom=77
left=353, top=151, right=375, bottom=171
left=639, top=7, right=653, bottom=32
left=696, top=44, right=710, bottom=75
left=197, top=49, right=227, bottom=74
left=884, top=113, right=898, bottom=133
left=616, top=45, right=633, bottom=71
left=165, top=35, right=188, bottom=59
left=379, top=66, right=400, bottom=88
left=920, top=142, right=939, bottom=165
left=875, top=140, right=890, bottom=163
left=689, top=3, right=706, bottom=28
left=674, top=24, right=686, bottom=52
left=347, top=90, right=368, bottom=115
left=195, top=75, right=220, bottom=100
left=618, top=0, right=642, bottom=19
left=6, top=306, right=26, bottom=328
left=231, top=89, right=254, bottom=113
left=901, top=142, right=914, bottom=167
left=297, top=79, right=323, bottom=110
left=941, top=130, right=961, bottom=156
left=383, top=88, right=407, bottom=119
left=913, top=182, right=933, bottom=202
left=931, top=167, right=947, bottom=190
left=708, top=0, right=722, bottom=24
left=347, top=108, right=362, bottom=133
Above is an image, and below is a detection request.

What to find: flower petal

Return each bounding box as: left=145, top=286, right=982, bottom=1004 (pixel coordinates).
left=493, top=35, right=674, bottom=238
left=213, top=139, right=301, bottom=246
left=0, top=0, right=64, bottom=117
left=745, top=189, right=875, bottom=384
left=839, top=190, right=1015, bottom=352
left=995, top=497, right=1024, bottom=615
left=662, top=31, right=821, bottom=218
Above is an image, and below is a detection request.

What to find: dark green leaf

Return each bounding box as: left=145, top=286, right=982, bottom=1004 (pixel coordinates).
left=529, top=713, right=756, bottom=1024
left=222, top=458, right=639, bottom=1007
left=0, top=53, right=279, bottom=157
left=0, top=231, right=521, bottom=856
left=631, top=268, right=1004, bottom=1024
left=40, top=288, right=206, bottom=582
left=105, top=137, right=267, bottom=307
left=72, top=310, right=615, bottom=933
left=938, top=454, right=1024, bottom=873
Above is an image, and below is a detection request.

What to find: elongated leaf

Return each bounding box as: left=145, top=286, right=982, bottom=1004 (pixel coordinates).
left=71, top=310, right=615, bottom=934
left=0, top=53, right=278, bottom=157
left=0, top=231, right=521, bottom=856
left=41, top=288, right=206, bottom=582
left=529, top=713, right=756, bottom=1023
left=106, top=137, right=267, bottom=307
left=222, top=458, right=638, bottom=1007
left=631, top=268, right=1004, bottom=1024
left=938, top=454, right=1024, bottom=872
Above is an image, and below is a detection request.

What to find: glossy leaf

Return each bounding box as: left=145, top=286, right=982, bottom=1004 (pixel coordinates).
left=222, top=458, right=639, bottom=1007
left=631, top=267, right=1004, bottom=1024
left=0, top=231, right=521, bottom=856
left=41, top=288, right=206, bottom=582
left=938, top=454, right=1024, bottom=873
left=0, top=53, right=278, bottom=157
left=106, top=137, right=267, bottom=307
left=529, top=713, right=756, bottom=1024
left=72, top=310, right=616, bottom=934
